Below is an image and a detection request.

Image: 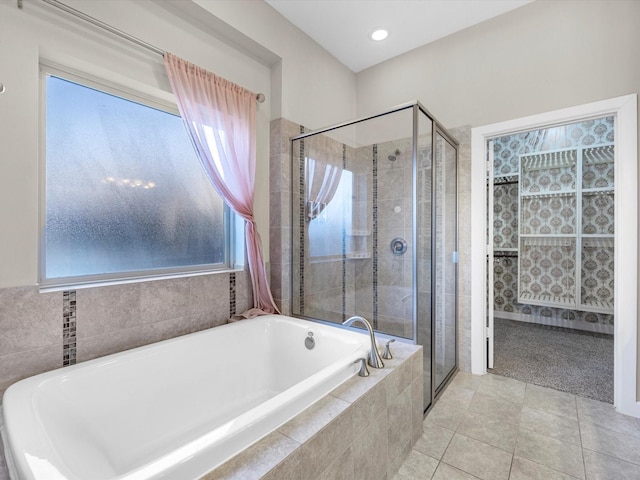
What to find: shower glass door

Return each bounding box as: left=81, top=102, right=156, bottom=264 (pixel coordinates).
left=290, top=108, right=416, bottom=339
left=289, top=102, right=458, bottom=412
left=416, top=109, right=433, bottom=409
left=434, top=132, right=458, bottom=391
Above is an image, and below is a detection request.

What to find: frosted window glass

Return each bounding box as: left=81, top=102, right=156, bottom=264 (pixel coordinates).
left=44, top=75, right=227, bottom=281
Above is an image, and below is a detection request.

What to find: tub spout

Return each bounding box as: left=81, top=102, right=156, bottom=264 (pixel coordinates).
left=343, top=316, right=384, bottom=369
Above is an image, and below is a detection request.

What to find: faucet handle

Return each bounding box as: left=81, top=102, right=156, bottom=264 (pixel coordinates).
left=354, top=357, right=370, bottom=377
left=382, top=339, right=396, bottom=360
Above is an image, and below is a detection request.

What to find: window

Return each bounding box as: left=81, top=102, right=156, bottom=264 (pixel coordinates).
left=41, top=70, right=234, bottom=286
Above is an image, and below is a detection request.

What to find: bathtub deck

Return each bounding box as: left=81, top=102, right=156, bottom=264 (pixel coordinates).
left=202, top=341, right=423, bottom=480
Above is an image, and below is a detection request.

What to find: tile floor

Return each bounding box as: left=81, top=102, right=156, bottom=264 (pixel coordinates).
left=393, top=372, right=640, bottom=480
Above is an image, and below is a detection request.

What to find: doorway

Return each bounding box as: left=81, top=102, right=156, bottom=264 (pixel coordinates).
left=469, top=94, right=640, bottom=417
left=487, top=118, right=615, bottom=403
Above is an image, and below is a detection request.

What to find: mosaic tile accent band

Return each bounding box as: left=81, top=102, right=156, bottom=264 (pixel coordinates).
left=229, top=272, right=236, bottom=317
left=63, top=290, right=77, bottom=366
left=298, top=125, right=306, bottom=315
left=372, top=144, right=378, bottom=329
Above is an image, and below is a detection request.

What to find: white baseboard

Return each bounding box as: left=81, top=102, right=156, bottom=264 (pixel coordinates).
left=494, top=310, right=614, bottom=335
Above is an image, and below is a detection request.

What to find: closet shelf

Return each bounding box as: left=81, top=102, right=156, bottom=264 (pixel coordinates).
left=579, top=300, right=614, bottom=313
left=520, top=190, right=575, bottom=199
left=583, top=144, right=614, bottom=165
left=521, top=149, right=577, bottom=172
left=518, top=293, right=575, bottom=308
left=582, top=237, right=614, bottom=248
left=582, top=188, right=614, bottom=196
left=521, top=236, right=574, bottom=246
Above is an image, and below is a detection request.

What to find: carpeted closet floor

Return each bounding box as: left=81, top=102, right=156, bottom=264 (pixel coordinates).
left=490, top=318, right=614, bottom=404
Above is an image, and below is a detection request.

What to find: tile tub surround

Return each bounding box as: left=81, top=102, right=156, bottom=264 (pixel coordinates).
left=0, top=270, right=252, bottom=398
left=394, top=371, right=640, bottom=480
left=204, top=341, right=423, bottom=480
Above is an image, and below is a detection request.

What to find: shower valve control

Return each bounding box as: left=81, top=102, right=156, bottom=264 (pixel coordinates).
left=390, top=238, right=408, bottom=256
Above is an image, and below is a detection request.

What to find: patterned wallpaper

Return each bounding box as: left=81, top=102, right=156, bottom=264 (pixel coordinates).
left=493, top=116, right=614, bottom=329
left=493, top=116, right=614, bottom=177
left=493, top=183, right=518, bottom=249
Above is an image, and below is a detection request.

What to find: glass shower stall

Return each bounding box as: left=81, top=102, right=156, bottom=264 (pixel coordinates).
left=290, top=102, right=458, bottom=412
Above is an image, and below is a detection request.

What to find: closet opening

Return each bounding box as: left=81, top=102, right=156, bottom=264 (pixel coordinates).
left=487, top=117, right=614, bottom=403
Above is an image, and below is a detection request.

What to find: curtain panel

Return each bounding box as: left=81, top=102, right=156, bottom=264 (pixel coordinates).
left=164, top=52, right=279, bottom=315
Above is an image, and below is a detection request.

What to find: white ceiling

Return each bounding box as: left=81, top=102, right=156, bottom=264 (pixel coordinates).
left=265, top=0, right=534, bottom=72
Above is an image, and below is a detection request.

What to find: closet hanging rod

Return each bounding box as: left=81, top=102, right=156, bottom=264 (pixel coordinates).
left=494, top=252, right=518, bottom=258
left=25, top=0, right=266, bottom=103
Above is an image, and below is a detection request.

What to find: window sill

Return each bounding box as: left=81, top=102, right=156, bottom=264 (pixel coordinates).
left=38, top=266, right=245, bottom=293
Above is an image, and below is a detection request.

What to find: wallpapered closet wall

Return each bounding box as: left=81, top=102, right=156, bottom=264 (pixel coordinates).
left=492, top=116, right=614, bottom=334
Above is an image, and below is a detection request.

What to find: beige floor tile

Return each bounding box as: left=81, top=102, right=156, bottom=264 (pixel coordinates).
left=414, top=423, right=455, bottom=460
left=425, top=401, right=467, bottom=431
left=442, top=433, right=513, bottom=480
left=457, top=410, right=518, bottom=453
left=468, top=391, right=523, bottom=425
left=577, top=396, right=640, bottom=439
left=515, top=429, right=584, bottom=479
left=433, top=462, right=481, bottom=479
left=518, top=406, right=581, bottom=446
left=391, top=474, right=417, bottom=480
left=437, top=384, right=476, bottom=410
left=583, top=449, right=640, bottom=480
left=449, top=371, right=482, bottom=392
left=509, top=457, right=580, bottom=480
left=523, top=384, right=577, bottom=421
left=581, top=422, right=640, bottom=466
left=394, top=450, right=439, bottom=479
left=478, top=374, right=526, bottom=404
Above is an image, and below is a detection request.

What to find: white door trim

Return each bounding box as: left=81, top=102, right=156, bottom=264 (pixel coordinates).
left=470, top=94, right=639, bottom=417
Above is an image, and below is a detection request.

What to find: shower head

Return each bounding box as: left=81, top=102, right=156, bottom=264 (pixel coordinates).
left=388, top=149, right=401, bottom=161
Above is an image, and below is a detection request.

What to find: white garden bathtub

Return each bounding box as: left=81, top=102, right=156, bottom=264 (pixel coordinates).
left=1, top=315, right=370, bottom=480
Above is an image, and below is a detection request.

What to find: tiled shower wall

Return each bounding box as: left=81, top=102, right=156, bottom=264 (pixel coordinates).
left=354, top=139, right=415, bottom=338
left=269, top=118, right=298, bottom=315
left=270, top=118, right=473, bottom=372
left=0, top=270, right=252, bottom=396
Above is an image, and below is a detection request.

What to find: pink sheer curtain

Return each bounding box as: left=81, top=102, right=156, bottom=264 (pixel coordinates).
left=164, top=53, right=279, bottom=315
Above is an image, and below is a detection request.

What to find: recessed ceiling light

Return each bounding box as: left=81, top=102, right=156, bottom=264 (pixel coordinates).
left=370, top=28, right=389, bottom=41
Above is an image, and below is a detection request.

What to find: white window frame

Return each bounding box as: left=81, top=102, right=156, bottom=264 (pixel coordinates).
left=38, top=62, right=243, bottom=290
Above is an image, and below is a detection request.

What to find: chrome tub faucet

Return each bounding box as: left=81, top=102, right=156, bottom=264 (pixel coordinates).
left=343, top=315, right=384, bottom=369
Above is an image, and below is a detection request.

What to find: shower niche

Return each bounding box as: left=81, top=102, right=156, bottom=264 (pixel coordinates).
left=290, top=102, right=459, bottom=411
